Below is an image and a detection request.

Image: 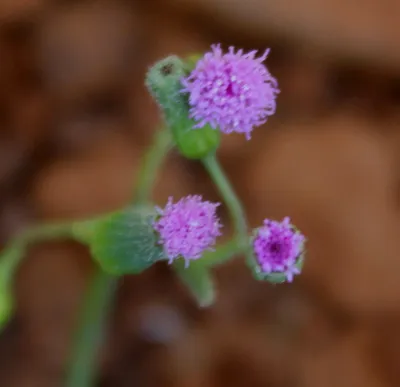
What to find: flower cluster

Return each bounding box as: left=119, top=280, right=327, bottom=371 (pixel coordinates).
left=146, top=44, right=305, bottom=282
left=181, top=44, right=279, bottom=139
left=252, top=217, right=305, bottom=282
left=152, top=196, right=222, bottom=266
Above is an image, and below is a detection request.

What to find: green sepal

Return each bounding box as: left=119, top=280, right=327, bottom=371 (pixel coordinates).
left=74, top=206, right=167, bottom=276
left=145, top=55, right=220, bottom=159
left=173, top=260, right=215, bottom=307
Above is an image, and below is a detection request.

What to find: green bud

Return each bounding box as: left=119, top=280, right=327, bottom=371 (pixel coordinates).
left=145, top=55, right=220, bottom=159
left=74, top=206, right=166, bottom=276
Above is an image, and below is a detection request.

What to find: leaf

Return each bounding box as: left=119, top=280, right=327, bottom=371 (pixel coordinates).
left=173, top=260, right=215, bottom=307
left=81, top=206, right=166, bottom=276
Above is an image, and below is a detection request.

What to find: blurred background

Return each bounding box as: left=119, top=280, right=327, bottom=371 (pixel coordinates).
left=1, top=0, right=400, bottom=386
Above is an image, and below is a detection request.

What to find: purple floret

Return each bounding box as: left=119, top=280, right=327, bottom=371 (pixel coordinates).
left=253, top=217, right=305, bottom=282
left=153, top=195, right=222, bottom=266
left=181, top=44, right=279, bottom=139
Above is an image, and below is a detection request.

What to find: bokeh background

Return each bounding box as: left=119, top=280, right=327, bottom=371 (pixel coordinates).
left=1, top=0, right=400, bottom=386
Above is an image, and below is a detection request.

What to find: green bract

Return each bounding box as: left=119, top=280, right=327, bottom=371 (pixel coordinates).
left=73, top=206, right=166, bottom=275
left=145, top=55, right=220, bottom=159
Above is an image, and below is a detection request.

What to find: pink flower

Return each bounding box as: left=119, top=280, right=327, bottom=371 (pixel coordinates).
left=253, top=217, right=305, bottom=282
left=181, top=44, right=279, bottom=140
left=153, top=196, right=222, bottom=266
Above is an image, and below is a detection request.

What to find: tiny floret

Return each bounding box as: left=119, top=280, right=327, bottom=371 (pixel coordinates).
left=153, top=195, right=222, bottom=266
left=252, top=217, right=305, bottom=282
left=181, top=44, right=279, bottom=140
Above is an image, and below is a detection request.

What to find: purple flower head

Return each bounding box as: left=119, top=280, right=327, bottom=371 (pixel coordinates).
left=153, top=195, right=222, bottom=266
left=252, top=217, right=305, bottom=282
left=181, top=44, right=279, bottom=140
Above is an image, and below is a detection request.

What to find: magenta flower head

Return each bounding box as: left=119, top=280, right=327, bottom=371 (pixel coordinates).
left=153, top=195, right=222, bottom=266
left=252, top=217, right=305, bottom=283
left=181, top=44, right=279, bottom=140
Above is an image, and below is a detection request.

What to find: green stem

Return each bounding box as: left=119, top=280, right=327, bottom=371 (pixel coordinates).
left=0, top=222, right=73, bottom=280
left=133, top=129, right=172, bottom=204
left=193, top=237, right=245, bottom=268
left=65, top=270, right=116, bottom=387
left=202, top=154, right=252, bottom=262
left=20, top=222, right=73, bottom=244
left=0, top=223, right=73, bottom=330
left=66, top=128, right=172, bottom=387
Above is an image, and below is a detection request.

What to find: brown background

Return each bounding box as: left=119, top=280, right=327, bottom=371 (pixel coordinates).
left=0, top=0, right=400, bottom=386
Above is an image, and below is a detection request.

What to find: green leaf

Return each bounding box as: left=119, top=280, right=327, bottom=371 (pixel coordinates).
left=173, top=260, right=215, bottom=307
left=81, top=206, right=166, bottom=276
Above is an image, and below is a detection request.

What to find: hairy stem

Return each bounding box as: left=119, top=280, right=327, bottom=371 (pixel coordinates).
left=65, top=270, right=116, bottom=387
left=133, top=129, right=172, bottom=204
left=66, top=128, right=171, bottom=387
left=202, top=154, right=252, bottom=262
left=0, top=222, right=73, bottom=281
left=194, top=237, right=245, bottom=268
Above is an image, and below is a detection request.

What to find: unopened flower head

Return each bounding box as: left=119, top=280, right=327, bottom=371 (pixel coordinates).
left=153, top=195, right=222, bottom=266
left=252, top=217, right=305, bottom=282
left=181, top=44, right=279, bottom=140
